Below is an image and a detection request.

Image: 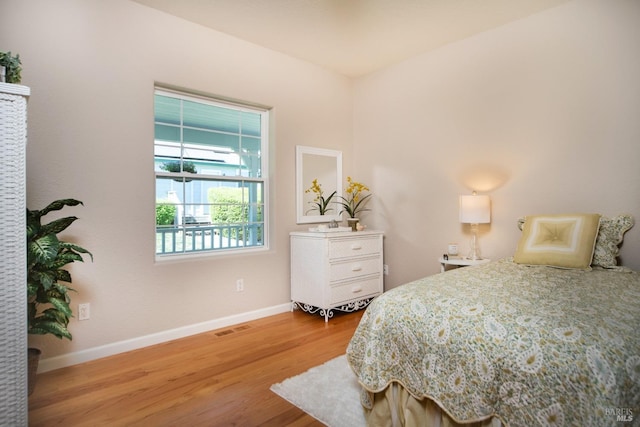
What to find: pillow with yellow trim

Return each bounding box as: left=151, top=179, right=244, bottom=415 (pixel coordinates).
left=514, top=213, right=601, bottom=269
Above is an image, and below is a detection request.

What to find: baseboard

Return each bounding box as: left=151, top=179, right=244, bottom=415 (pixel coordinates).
left=37, top=303, right=292, bottom=373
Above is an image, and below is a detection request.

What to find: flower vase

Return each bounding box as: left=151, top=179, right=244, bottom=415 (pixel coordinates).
left=347, top=218, right=359, bottom=231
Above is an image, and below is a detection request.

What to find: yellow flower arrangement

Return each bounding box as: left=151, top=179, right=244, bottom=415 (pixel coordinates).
left=305, top=179, right=336, bottom=215
left=338, top=176, right=371, bottom=218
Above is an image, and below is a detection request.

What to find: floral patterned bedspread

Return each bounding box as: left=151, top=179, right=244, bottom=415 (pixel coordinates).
left=346, top=258, right=640, bottom=426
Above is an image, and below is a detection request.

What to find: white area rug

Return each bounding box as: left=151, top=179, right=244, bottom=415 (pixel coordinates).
left=270, top=355, right=366, bottom=427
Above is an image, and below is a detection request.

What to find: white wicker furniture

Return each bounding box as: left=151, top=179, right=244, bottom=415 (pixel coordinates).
left=290, top=230, right=384, bottom=322
left=0, top=82, right=30, bottom=425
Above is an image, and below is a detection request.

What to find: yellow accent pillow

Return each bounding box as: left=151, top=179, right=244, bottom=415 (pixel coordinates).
left=514, top=213, right=601, bottom=269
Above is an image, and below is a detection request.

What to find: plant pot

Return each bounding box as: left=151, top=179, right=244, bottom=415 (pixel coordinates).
left=347, top=218, right=359, bottom=231
left=28, top=348, right=41, bottom=396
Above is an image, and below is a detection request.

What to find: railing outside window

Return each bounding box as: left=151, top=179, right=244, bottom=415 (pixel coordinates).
left=156, top=223, right=263, bottom=255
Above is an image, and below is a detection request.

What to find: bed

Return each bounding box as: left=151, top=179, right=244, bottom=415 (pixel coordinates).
left=346, top=214, right=639, bottom=426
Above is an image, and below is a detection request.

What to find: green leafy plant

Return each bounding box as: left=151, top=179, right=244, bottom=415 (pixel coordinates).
left=0, top=51, right=22, bottom=84
left=27, top=199, right=92, bottom=340
left=208, top=187, right=263, bottom=241
left=160, top=161, right=197, bottom=174
left=338, top=176, right=371, bottom=218
left=305, top=178, right=336, bottom=215
left=160, top=161, right=197, bottom=182
left=156, top=201, right=177, bottom=225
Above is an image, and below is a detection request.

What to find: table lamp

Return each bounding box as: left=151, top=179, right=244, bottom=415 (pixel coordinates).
left=459, top=192, right=491, bottom=260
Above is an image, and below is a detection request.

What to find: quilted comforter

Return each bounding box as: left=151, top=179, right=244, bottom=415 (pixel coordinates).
left=347, top=258, right=640, bottom=426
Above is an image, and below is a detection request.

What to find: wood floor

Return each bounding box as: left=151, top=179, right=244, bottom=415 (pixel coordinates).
left=28, top=309, right=365, bottom=426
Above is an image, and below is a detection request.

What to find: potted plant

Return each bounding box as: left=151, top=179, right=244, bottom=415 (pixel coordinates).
left=338, top=176, right=372, bottom=230
left=27, top=199, right=92, bottom=394
left=160, top=160, right=197, bottom=182
left=304, top=178, right=336, bottom=215
left=0, top=51, right=22, bottom=84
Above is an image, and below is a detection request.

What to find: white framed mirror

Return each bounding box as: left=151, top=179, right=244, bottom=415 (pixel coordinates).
left=296, top=146, right=343, bottom=224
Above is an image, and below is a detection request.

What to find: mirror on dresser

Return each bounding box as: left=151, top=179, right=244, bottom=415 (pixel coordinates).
left=295, top=146, right=342, bottom=224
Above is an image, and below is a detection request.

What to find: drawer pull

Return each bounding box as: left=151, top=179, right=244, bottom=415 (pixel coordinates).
left=352, top=286, right=363, bottom=293
left=351, top=265, right=362, bottom=272
left=350, top=244, right=362, bottom=250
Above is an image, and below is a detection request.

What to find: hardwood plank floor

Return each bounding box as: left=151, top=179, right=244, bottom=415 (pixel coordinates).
left=28, top=309, right=365, bottom=426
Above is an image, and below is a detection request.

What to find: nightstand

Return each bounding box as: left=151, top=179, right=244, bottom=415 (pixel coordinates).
left=439, top=257, right=491, bottom=273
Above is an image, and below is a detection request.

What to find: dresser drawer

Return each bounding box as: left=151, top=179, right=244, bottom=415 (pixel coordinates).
left=330, top=257, right=381, bottom=282
left=329, top=236, right=381, bottom=260
left=330, top=277, right=381, bottom=305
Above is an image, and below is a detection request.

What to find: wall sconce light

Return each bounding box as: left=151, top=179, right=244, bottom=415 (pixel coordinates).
left=459, top=191, right=491, bottom=260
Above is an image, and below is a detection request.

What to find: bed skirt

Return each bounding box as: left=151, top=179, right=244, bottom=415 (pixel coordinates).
left=364, top=383, right=503, bottom=427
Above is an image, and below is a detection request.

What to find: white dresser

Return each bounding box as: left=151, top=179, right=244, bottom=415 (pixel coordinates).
left=290, top=230, right=384, bottom=322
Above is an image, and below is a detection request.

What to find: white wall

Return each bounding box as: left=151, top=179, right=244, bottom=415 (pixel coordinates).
left=353, top=0, right=640, bottom=287
left=2, top=0, right=639, bottom=368
left=0, top=0, right=353, bottom=364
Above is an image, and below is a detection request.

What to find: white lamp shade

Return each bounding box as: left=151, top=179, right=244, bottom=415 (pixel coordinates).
left=459, top=194, right=491, bottom=224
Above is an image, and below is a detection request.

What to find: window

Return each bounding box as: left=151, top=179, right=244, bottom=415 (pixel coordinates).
left=154, top=88, right=269, bottom=257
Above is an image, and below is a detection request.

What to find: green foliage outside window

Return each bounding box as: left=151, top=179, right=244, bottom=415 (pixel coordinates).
left=160, top=161, right=197, bottom=174
left=156, top=202, right=176, bottom=225
left=209, top=187, right=263, bottom=241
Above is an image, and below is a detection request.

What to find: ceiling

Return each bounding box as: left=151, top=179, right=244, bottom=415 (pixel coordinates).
left=131, top=0, right=569, bottom=77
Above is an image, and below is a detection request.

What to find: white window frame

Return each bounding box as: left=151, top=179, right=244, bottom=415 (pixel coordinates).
left=154, top=87, right=270, bottom=259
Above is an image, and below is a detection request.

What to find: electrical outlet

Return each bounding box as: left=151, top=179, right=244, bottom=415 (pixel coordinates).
left=383, top=264, right=389, bottom=275
left=236, top=279, right=244, bottom=292
left=78, top=303, right=90, bottom=321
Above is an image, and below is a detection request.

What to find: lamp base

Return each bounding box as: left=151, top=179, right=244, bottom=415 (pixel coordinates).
left=466, top=224, right=483, bottom=261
